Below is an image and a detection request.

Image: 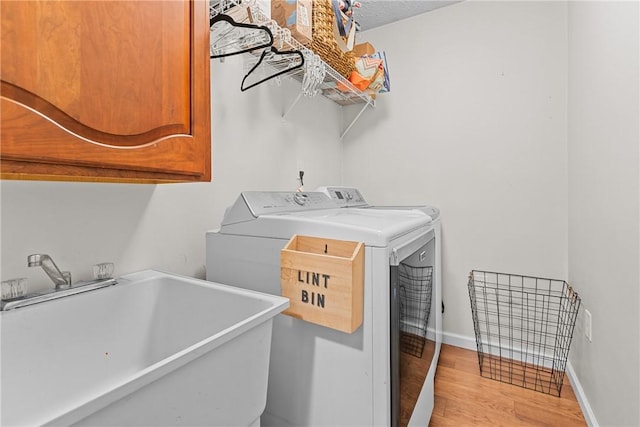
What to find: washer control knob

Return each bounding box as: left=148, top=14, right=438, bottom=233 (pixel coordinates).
left=293, top=193, right=307, bottom=206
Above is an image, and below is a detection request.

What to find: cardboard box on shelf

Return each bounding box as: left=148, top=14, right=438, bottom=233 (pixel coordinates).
left=353, top=42, right=375, bottom=57
left=271, top=0, right=313, bottom=45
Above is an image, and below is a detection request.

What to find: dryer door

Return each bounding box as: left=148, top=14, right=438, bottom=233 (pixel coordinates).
left=390, top=228, right=437, bottom=427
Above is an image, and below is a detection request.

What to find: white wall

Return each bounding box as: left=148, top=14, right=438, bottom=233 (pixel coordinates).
left=343, top=1, right=569, bottom=338
left=344, top=1, right=639, bottom=424
left=567, top=2, right=640, bottom=425
left=0, top=54, right=344, bottom=291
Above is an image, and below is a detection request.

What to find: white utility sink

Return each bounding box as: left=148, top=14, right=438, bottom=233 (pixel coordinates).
left=0, top=270, right=289, bottom=426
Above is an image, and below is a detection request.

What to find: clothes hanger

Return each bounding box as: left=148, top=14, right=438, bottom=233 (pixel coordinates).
left=210, top=14, right=274, bottom=59
left=240, top=46, right=305, bottom=92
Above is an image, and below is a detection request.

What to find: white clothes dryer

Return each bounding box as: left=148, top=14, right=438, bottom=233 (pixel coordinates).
left=316, top=186, right=443, bottom=426
left=206, top=191, right=441, bottom=427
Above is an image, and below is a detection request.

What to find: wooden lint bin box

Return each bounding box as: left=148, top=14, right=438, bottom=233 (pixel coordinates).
left=281, top=235, right=364, bottom=333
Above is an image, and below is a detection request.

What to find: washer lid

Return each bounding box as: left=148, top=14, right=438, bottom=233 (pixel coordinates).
left=366, top=205, right=440, bottom=221
left=219, top=207, right=432, bottom=247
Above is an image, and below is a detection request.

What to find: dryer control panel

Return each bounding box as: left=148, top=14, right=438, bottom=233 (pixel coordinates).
left=316, top=186, right=368, bottom=207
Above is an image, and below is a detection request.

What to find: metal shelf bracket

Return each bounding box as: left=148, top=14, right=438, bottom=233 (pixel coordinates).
left=283, top=92, right=304, bottom=119
left=340, top=97, right=374, bottom=140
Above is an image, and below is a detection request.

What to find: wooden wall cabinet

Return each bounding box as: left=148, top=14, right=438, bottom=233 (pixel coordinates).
left=1, top=0, right=211, bottom=183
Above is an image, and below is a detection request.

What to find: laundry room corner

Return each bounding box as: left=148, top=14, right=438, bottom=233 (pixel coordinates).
left=341, top=0, right=569, bottom=344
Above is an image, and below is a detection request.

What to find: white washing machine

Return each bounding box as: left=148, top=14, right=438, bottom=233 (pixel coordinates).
left=206, top=191, right=441, bottom=427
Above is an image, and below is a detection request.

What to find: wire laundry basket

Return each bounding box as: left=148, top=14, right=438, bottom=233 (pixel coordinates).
left=467, top=270, right=581, bottom=396
left=399, top=264, right=433, bottom=358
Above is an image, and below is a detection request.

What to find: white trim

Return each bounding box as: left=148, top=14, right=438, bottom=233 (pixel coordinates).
left=442, top=331, right=476, bottom=351
left=566, top=361, right=599, bottom=427
left=441, top=332, right=598, bottom=427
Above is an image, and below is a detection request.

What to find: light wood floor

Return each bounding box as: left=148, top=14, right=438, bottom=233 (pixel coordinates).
left=429, top=344, right=586, bottom=426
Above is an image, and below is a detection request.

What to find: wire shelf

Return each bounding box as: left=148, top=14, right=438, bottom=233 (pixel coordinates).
left=467, top=270, right=581, bottom=396
left=210, top=0, right=373, bottom=106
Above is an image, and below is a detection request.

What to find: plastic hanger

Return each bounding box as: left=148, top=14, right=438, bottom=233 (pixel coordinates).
left=210, top=14, right=274, bottom=59
left=240, top=46, right=305, bottom=91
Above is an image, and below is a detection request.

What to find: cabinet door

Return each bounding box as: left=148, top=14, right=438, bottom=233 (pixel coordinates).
left=0, top=0, right=211, bottom=183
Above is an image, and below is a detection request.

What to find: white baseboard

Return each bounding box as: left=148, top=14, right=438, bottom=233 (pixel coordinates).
left=566, top=361, right=599, bottom=427
left=441, top=331, right=598, bottom=427
left=442, top=331, right=477, bottom=351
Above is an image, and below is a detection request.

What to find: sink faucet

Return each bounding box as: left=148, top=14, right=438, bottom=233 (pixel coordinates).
left=27, top=254, right=71, bottom=289
left=2, top=256, right=116, bottom=311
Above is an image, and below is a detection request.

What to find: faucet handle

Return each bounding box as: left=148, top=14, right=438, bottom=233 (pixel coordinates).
left=62, top=271, right=72, bottom=287
left=93, top=263, right=114, bottom=280
left=1, top=278, right=28, bottom=300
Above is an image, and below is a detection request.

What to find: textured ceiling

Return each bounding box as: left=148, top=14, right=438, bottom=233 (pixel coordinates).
left=352, top=0, right=462, bottom=31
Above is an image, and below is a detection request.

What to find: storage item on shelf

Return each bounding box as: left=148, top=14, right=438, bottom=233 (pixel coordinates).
left=344, top=50, right=390, bottom=94
left=330, top=0, right=356, bottom=53
left=353, top=42, right=375, bottom=57
left=348, top=55, right=383, bottom=91
left=271, top=0, right=313, bottom=45
left=369, top=51, right=390, bottom=93
left=309, top=0, right=356, bottom=78
left=467, top=270, right=581, bottom=397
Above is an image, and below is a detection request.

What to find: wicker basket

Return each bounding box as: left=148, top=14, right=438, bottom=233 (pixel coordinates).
left=309, top=0, right=356, bottom=78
